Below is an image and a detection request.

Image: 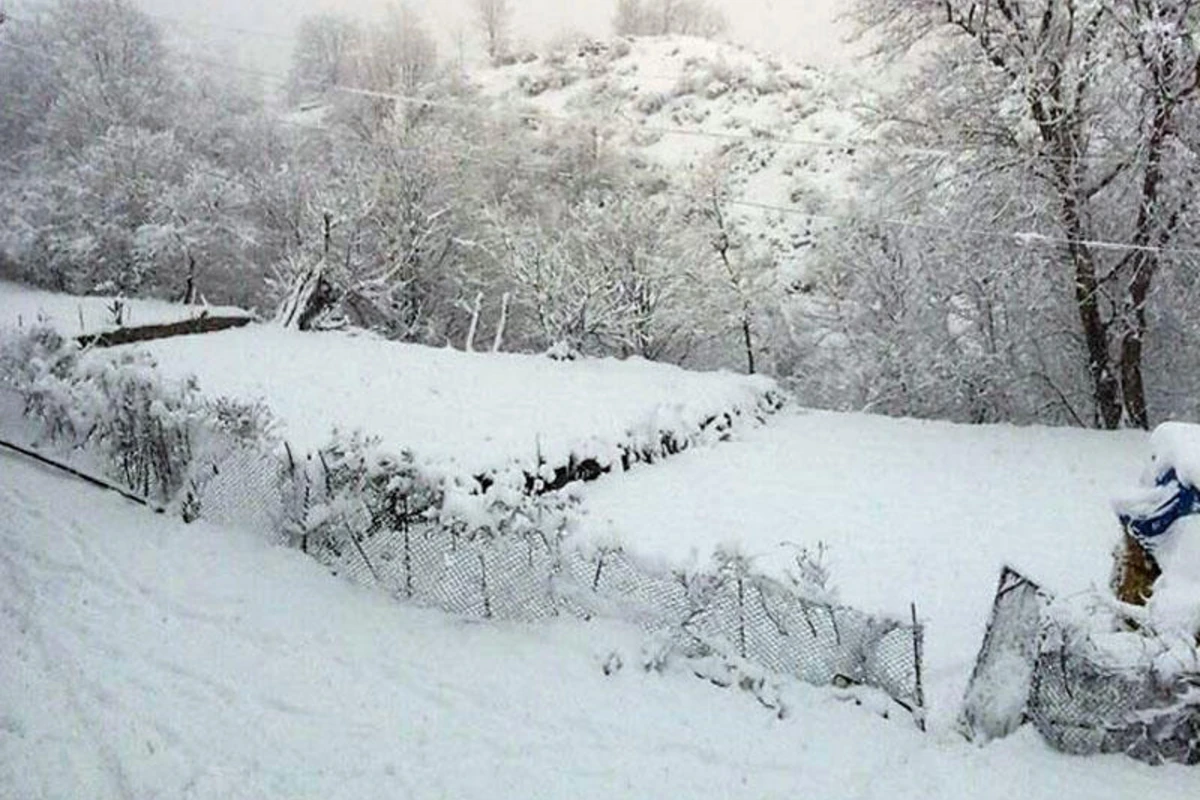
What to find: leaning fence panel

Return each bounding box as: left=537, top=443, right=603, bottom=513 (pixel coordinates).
left=960, top=564, right=1200, bottom=764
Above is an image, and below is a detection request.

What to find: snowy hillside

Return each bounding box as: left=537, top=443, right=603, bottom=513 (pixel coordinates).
left=127, top=0, right=860, bottom=74
left=472, top=35, right=868, bottom=274
left=5, top=447, right=1197, bottom=800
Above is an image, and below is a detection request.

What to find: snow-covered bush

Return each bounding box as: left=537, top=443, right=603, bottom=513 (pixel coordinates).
left=0, top=326, right=274, bottom=504
left=293, top=430, right=575, bottom=577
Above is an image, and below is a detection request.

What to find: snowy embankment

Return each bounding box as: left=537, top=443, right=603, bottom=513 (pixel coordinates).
left=0, top=279, right=249, bottom=337
left=111, top=323, right=781, bottom=484
left=2, top=451, right=1194, bottom=800
left=573, top=410, right=1149, bottom=724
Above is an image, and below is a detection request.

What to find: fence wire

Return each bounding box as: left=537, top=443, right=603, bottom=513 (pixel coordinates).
left=180, top=442, right=926, bottom=717
left=0, top=381, right=925, bottom=723
left=961, top=565, right=1200, bottom=765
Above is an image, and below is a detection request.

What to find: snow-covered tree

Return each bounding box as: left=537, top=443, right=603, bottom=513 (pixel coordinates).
left=613, top=0, right=727, bottom=38
left=286, top=13, right=363, bottom=102
left=854, top=0, right=1200, bottom=429
left=473, top=0, right=513, bottom=63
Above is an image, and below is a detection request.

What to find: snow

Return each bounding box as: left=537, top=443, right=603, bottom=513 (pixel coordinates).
left=1147, top=421, right=1200, bottom=487
left=1149, top=516, right=1200, bottom=639
left=132, top=0, right=861, bottom=75
left=102, top=323, right=778, bottom=480
left=0, top=279, right=248, bottom=337
left=3, top=447, right=1197, bottom=800
left=572, top=409, right=1148, bottom=723
left=963, top=648, right=1038, bottom=739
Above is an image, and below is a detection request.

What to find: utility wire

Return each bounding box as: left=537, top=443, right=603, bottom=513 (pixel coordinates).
left=1, top=8, right=1197, bottom=259
left=1, top=4, right=1134, bottom=167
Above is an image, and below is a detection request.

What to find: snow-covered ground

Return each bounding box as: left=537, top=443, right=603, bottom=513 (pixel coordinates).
left=108, top=323, right=778, bottom=479
left=3, top=448, right=1195, bottom=800
left=0, top=280, right=249, bottom=337
left=574, top=410, right=1149, bottom=724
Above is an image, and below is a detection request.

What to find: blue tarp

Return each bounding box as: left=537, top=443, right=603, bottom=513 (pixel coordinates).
left=1119, top=468, right=1200, bottom=546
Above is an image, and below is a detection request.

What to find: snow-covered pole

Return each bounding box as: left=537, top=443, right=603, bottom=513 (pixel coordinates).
left=491, top=292, right=510, bottom=353
left=911, top=602, right=926, bottom=732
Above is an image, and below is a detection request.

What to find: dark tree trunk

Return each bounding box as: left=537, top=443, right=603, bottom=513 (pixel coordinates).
left=1118, top=89, right=1173, bottom=431
left=1049, top=156, right=1123, bottom=429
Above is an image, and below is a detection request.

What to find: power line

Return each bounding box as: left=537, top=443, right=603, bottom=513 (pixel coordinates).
left=1, top=10, right=1197, bottom=259
left=1, top=3, right=1133, bottom=168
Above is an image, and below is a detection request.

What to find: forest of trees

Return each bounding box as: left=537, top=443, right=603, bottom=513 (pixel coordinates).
left=0, top=0, right=767, bottom=368
left=1, top=0, right=1199, bottom=430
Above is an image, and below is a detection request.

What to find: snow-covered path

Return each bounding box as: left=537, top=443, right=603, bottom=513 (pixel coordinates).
left=1, top=449, right=1195, bottom=798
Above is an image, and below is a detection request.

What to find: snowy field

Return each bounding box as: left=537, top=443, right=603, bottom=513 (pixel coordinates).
left=0, top=280, right=249, bottom=337
left=2, top=449, right=1194, bottom=800
left=110, top=323, right=778, bottom=479
left=574, top=410, right=1149, bottom=724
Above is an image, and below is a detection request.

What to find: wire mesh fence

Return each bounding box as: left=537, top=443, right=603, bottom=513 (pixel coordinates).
left=0, top=375, right=926, bottom=725
left=960, top=567, right=1050, bottom=742
left=960, top=565, right=1200, bottom=765
left=184, top=442, right=927, bottom=719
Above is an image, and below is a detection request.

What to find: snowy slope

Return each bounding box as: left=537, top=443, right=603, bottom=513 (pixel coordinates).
left=574, top=409, right=1149, bottom=723
left=0, top=279, right=249, bottom=337
left=2, top=448, right=1195, bottom=800
left=104, top=323, right=778, bottom=479
left=472, top=35, right=868, bottom=273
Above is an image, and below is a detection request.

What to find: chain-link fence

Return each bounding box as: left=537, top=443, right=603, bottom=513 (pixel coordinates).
left=182, top=441, right=926, bottom=721
left=960, top=567, right=1050, bottom=741
left=0, top=372, right=926, bottom=725
left=960, top=565, right=1200, bottom=765
left=1026, top=646, right=1200, bottom=763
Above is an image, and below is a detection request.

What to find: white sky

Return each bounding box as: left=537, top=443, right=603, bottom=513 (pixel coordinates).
left=109, top=0, right=861, bottom=75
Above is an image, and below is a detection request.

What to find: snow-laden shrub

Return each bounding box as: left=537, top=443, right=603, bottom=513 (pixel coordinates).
left=293, top=430, right=575, bottom=575
left=0, top=326, right=275, bottom=504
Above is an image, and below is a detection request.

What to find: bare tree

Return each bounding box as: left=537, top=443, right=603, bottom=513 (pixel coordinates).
left=613, top=0, right=727, bottom=38
left=473, top=0, right=512, bottom=63
left=287, top=13, right=362, bottom=102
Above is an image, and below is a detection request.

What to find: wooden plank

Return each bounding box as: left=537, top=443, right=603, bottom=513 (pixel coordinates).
left=77, top=313, right=254, bottom=349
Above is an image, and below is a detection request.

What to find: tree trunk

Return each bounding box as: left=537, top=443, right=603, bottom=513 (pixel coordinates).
left=741, top=314, right=755, bottom=375
left=1118, top=91, right=1173, bottom=431
left=1052, top=164, right=1122, bottom=429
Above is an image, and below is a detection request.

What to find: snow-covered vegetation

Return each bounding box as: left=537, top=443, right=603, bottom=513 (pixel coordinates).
left=3, top=0, right=1200, bottom=792
left=5, top=0, right=1199, bottom=428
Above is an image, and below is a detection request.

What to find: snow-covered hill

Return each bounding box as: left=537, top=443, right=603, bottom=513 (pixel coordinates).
left=91, top=322, right=779, bottom=481
left=473, top=35, right=868, bottom=277
left=130, top=0, right=860, bottom=74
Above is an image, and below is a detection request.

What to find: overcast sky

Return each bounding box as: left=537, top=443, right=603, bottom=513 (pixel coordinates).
left=111, top=0, right=861, bottom=75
